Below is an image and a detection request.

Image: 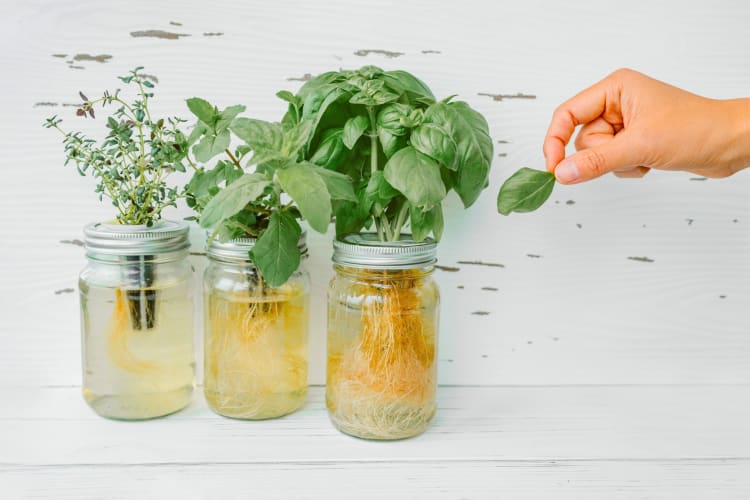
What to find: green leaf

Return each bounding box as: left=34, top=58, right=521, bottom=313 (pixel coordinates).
left=307, top=163, right=356, bottom=201
left=216, top=105, right=246, bottom=133
left=409, top=204, right=433, bottom=242
left=250, top=211, right=302, bottom=287
left=282, top=119, right=315, bottom=158
left=276, top=90, right=297, bottom=105
left=334, top=190, right=371, bottom=236
left=230, top=118, right=286, bottom=165
left=276, top=164, right=332, bottom=233
left=410, top=122, right=458, bottom=170
left=186, top=97, right=217, bottom=125
left=497, top=168, right=556, bottom=215
left=187, top=122, right=207, bottom=146
left=383, top=146, right=446, bottom=210
left=343, top=115, right=369, bottom=149
left=193, top=129, right=230, bottom=162
left=199, top=173, right=270, bottom=228
left=431, top=203, right=444, bottom=241
left=376, top=103, right=412, bottom=136
left=310, top=128, right=346, bottom=169
left=378, top=128, right=406, bottom=159
left=381, top=70, right=435, bottom=101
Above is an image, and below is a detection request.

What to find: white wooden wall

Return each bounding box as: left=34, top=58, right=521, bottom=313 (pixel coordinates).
left=2, top=0, right=750, bottom=498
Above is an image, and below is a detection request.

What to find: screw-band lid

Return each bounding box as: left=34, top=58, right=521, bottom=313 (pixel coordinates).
left=84, top=220, right=190, bottom=257
left=332, top=233, right=437, bottom=269
left=207, top=232, right=308, bottom=263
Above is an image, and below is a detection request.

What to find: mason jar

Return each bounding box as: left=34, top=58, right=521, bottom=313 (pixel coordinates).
left=203, top=235, right=310, bottom=419
left=326, top=233, right=440, bottom=440
left=79, top=221, right=195, bottom=420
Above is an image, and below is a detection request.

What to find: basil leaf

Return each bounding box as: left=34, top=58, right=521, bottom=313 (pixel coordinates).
left=310, top=128, right=346, bottom=169
left=497, top=167, right=555, bottom=215
left=365, top=171, right=398, bottom=217
left=378, top=128, right=406, bottom=159
left=199, top=173, right=270, bottom=228
left=381, top=71, right=435, bottom=102
left=282, top=119, right=315, bottom=158
left=431, top=203, right=444, bottom=241
left=377, top=103, right=411, bottom=136
left=343, top=115, right=369, bottom=149
left=250, top=211, right=302, bottom=287
left=410, top=122, right=458, bottom=170
left=409, top=204, right=433, bottom=242
left=276, top=164, right=332, bottom=233
left=383, top=146, right=446, bottom=210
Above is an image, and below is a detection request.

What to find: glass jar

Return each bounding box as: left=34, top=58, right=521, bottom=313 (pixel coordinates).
left=203, top=235, right=310, bottom=419
left=79, top=221, right=194, bottom=420
left=326, top=233, right=440, bottom=440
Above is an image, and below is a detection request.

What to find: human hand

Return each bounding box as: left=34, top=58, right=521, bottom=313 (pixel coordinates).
left=543, top=68, right=750, bottom=184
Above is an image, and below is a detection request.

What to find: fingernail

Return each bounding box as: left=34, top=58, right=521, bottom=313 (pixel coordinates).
left=555, top=159, right=579, bottom=183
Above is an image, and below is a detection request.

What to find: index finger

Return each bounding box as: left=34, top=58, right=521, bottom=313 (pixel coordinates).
left=543, top=77, right=611, bottom=172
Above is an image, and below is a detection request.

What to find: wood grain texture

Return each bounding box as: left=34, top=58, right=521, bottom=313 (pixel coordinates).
left=2, top=0, right=750, bottom=497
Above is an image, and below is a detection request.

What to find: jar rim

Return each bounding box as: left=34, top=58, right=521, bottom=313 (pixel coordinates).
left=207, top=232, right=308, bottom=263
left=332, top=233, right=437, bottom=269
left=84, top=220, right=190, bottom=257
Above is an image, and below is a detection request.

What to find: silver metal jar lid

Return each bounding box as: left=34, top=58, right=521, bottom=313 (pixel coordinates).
left=207, top=232, right=308, bottom=263
left=83, top=220, right=190, bottom=257
left=332, top=233, right=437, bottom=269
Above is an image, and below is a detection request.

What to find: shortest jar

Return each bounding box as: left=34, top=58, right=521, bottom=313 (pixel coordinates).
left=203, top=235, right=310, bottom=419
left=327, top=234, right=440, bottom=440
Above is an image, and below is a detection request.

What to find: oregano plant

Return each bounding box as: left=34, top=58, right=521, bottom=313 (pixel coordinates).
left=276, top=65, right=494, bottom=242
left=183, top=97, right=356, bottom=287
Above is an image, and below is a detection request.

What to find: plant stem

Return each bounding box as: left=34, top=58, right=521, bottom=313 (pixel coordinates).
left=225, top=149, right=243, bottom=170
left=392, top=202, right=409, bottom=240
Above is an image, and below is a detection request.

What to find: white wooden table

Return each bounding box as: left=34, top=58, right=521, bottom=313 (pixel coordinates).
left=2, top=0, right=750, bottom=497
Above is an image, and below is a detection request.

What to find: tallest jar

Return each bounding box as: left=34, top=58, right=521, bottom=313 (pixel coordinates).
left=79, top=221, right=195, bottom=419
left=326, top=234, right=440, bottom=440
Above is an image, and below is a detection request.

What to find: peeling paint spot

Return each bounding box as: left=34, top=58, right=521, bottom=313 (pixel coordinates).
left=642, top=224, right=647, bottom=228
left=471, top=311, right=490, bottom=316
left=333, top=55, right=343, bottom=61
left=566, top=200, right=575, bottom=205
left=555, top=200, right=560, bottom=204
left=55, top=288, right=75, bottom=295
left=719, top=295, right=727, bottom=299
left=69, top=65, right=85, bottom=70
left=526, top=254, right=542, bottom=259
left=576, top=223, right=582, bottom=229
left=190, top=252, right=207, bottom=257
left=130, top=30, right=190, bottom=40
left=497, top=153, right=507, bottom=157
left=421, top=50, right=442, bottom=54
left=686, top=218, right=694, bottom=226
left=733, top=219, right=739, bottom=223
left=527, top=340, right=533, bottom=344
left=73, top=53, right=112, bottom=63
left=481, top=287, right=498, bottom=291
left=354, top=49, right=404, bottom=58
left=553, top=337, right=559, bottom=341
left=446, top=359, right=454, bottom=363
left=481, top=354, right=488, bottom=358
left=287, top=73, right=312, bottom=82
left=628, top=256, right=654, bottom=263
left=203, top=32, right=224, bottom=36
left=435, top=264, right=460, bottom=272
left=690, top=177, right=708, bottom=181
left=140, top=73, right=159, bottom=83
left=52, top=53, right=67, bottom=58
left=170, top=21, right=183, bottom=26
left=34, top=102, right=59, bottom=108
left=457, top=285, right=464, bottom=289
left=457, top=260, right=504, bottom=268
left=60, top=239, right=84, bottom=247
left=497, top=140, right=510, bottom=144
left=478, top=92, right=536, bottom=101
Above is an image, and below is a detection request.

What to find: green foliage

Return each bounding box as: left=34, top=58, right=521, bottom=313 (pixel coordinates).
left=184, top=96, right=353, bottom=286
left=496, top=167, right=556, bottom=215
left=279, top=66, right=494, bottom=242
left=44, top=67, right=191, bottom=226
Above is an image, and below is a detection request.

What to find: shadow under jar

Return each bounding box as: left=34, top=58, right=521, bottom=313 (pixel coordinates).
left=203, top=235, right=310, bottom=419
left=79, top=221, right=195, bottom=420
left=327, top=234, right=440, bottom=440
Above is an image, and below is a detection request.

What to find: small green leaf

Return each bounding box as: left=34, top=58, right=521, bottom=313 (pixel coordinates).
left=193, top=129, right=230, bottom=162
left=200, top=173, right=270, bottom=228
left=343, top=115, right=369, bottom=149
left=381, top=70, right=435, bottom=101
left=250, top=211, right=302, bottom=287
left=277, top=164, right=332, bottom=233
left=431, top=203, right=444, bottom=241
left=282, top=120, right=315, bottom=158
left=409, top=204, right=433, bottom=242
left=186, top=97, right=216, bottom=126
left=383, top=146, right=446, bottom=210
left=276, top=90, right=297, bottom=105
left=216, top=105, right=246, bottom=133
left=310, top=128, right=346, bottom=169
left=497, top=167, right=555, bottom=215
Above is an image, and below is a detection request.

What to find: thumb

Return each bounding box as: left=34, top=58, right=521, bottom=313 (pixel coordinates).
left=554, top=134, right=637, bottom=184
